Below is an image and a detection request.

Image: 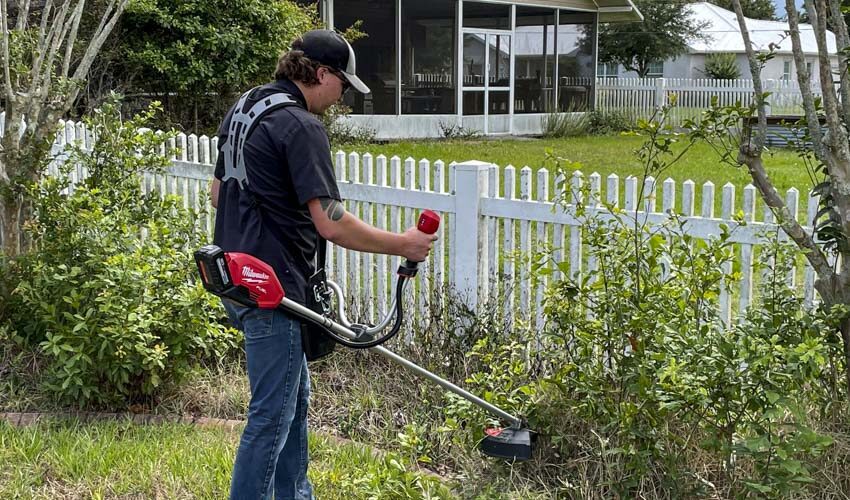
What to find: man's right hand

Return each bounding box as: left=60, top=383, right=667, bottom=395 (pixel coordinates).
left=401, top=226, right=438, bottom=263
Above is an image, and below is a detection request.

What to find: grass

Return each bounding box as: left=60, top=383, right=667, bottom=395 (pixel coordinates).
left=341, top=135, right=815, bottom=218
left=0, top=418, right=455, bottom=499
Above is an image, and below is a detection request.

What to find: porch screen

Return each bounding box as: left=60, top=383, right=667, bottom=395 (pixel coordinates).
left=401, top=0, right=456, bottom=114
left=557, top=11, right=596, bottom=112
left=334, top=0, right=397, bottom=114
left=514, top=7, right=556, bottom=114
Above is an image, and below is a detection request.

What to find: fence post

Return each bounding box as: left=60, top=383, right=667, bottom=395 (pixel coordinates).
left=453, top=161, right=490, bottom=312
left=655, top=78, right=667, bottom=109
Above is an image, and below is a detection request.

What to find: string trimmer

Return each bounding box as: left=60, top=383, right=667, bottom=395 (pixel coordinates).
left=194, top=210, right=535, bottom=461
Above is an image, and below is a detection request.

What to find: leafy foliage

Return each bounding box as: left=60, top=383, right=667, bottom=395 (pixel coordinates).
left=448, top=108, right=842, bottom=497
left=699, top=0, right=776, bottom=20
left=2, top=97, right=239, bottom=405
left=703, top=53, right=742, bottom=80
left=320, top=104, right=377, bottom=147
left=587, top=109, right=634, bottom=135
left=598, top=0, right=708, bottom=78
left=112, top=0, right=317, bottom=131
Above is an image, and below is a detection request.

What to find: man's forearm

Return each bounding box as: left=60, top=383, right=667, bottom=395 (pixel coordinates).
left=324, top=212, right=406, bottom=255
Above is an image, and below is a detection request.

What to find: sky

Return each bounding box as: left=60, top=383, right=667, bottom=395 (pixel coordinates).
left=773, top=0, right=805, bottom=18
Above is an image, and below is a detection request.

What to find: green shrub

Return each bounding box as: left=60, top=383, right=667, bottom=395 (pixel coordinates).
left=321, top=103, right=377, bottom=147
left=455, top=106, right=841, bottom=497
left=3, top=96, right=239, bottom=405
left=703, top=53, right=741, bottom=80
left=587, top=109, right=633, bottom=135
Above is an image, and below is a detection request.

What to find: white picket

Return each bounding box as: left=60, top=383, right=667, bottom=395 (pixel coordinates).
left=739, top=185, right=756, bottom=319
left=719, top=183, right=736, bottom=325
left=503, top=165, right=517, bottom=328
left=487, top=164, right=500, bottom=304
left=804, top=193, right=818, bottom=308
left=519, top=167, right=532, bottom=318
left=363, top=153, right=375, bottom=324
left=376, top=155, right=389, bottom=317
left=569, top=171, right=583, bottom=280
left=535, top=168, right=549, bottom=332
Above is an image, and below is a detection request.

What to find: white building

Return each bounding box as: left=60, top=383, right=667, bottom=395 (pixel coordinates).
left=309, top=0, right=643, bottom=139
left=601, top=2, right=838, bottom=83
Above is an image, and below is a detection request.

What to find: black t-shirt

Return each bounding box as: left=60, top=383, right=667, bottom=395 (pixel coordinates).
left=213, top=79, right=340, bottom=305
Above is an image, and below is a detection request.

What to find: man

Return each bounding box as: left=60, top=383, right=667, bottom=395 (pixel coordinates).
left=210, top=30, right=436, bottom=499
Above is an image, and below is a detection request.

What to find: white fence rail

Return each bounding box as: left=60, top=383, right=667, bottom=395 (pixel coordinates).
left=593, top=77, right=822, bottom=127
left=4, top=115, right=821, bottom=335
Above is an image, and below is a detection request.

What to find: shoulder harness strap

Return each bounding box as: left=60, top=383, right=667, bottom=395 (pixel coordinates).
left=220, top=89, right=299, bottom=189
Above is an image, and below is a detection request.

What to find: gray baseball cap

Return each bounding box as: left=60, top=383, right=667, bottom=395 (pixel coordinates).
left=296, top=29, right=371, bottom=94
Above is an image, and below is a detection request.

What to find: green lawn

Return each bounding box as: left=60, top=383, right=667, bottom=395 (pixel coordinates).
left=0, top=419, right=454, bottom=499
left=342, top=135, right=815, bottom=215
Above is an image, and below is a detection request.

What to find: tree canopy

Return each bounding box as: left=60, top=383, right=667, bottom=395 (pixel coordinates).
left=96, top=0, right=317, bottom=131
left=702, top=0, right=776, bottom=20
left=598, top=0, right=707, bottom=78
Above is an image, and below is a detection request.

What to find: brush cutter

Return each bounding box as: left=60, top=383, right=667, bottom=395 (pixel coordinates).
left=194, top=210, right=535, bottom=461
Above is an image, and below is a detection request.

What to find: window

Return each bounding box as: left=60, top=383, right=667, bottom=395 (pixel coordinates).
left=514, top=7, right=557, bottom=113
left=783, top=60, right=792, bottom=81
left=806, top=61, right=813, bottom=77
left=334, top=0, right=397, bottom=114
left=646, top=61, right=664, bottom=78
left=557, top=11, right=596, bottom=112
left=401, top=0, right=456, bottom=114
left=598, top=62, right=619, bottom=79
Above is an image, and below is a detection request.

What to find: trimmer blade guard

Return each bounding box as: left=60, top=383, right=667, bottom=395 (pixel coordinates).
left=479, top=426, right=535, bottom=461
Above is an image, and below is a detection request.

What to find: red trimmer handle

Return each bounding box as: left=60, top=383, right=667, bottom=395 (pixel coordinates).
left=416, top=209, right=440, bottom=236
left=400, top=210, right=441, bottom=277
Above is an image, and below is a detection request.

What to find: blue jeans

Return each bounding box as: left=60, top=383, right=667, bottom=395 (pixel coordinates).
left=223, top=300, right=314, bottom=500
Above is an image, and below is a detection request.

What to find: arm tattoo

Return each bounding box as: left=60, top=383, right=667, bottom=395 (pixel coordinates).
left=319, top=197, right=346, bottom=222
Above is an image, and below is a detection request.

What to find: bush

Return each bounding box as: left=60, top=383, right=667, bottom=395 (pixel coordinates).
left=703, top=53, right=741, bottom=80
left=321, top=103, right=377, bottom=147
left=453, top=108, right=843, bottom=497
left=587, top=109, right=633, bottom=135
left=2, top=97, right=239, bottom=406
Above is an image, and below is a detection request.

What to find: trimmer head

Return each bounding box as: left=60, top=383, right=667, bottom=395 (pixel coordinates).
left=479, top=426, right=535, bottom=461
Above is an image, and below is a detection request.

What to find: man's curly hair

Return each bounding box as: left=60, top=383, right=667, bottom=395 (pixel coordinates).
left=275, top=37, right=322, bottom=84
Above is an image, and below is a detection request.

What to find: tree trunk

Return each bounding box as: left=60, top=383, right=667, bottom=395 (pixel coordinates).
left=0, top=196, right=23, bottom=257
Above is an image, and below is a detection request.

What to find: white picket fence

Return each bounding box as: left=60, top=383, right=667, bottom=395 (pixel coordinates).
left=593, top=77, right=822, bottom=127
left=4, top=115, right=821, bottom=334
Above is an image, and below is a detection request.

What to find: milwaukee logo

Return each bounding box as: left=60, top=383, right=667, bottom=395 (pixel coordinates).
left=242, top=266, right=269, bottom=281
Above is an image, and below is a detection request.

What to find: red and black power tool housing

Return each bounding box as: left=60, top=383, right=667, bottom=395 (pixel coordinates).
left=194, top=245, right=285, bottom=309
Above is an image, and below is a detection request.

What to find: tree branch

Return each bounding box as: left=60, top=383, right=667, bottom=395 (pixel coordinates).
left=741, top=150, right=836, bottom=298
left=14, top=0, right=30, bottom=31
left=1, top=0, right=13, bottom=106
left=731, top=0, right=767, bottom=152
left=27, top=0, right=68, bottom=103
left=786, top=0, right=826, bottom=160
left=61, top=0, right=85, bottom=78
left=70, top=0, right=129, bottom=84
left=730, top=0, right=836, bottom=299
left=827, top=0, right=850, bottom=121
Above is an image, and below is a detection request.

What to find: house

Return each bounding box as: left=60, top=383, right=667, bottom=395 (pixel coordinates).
left=602, top=2, right=838, bottom=83
left=306, top=0, right=643, bottom=139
